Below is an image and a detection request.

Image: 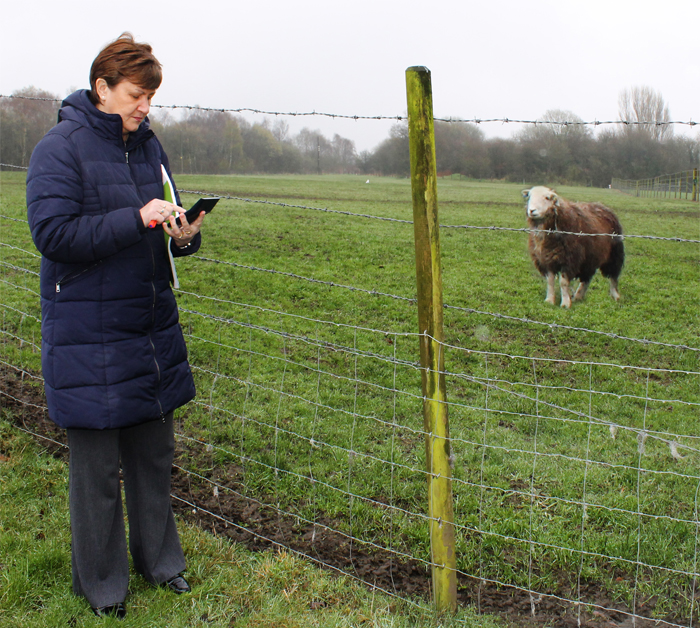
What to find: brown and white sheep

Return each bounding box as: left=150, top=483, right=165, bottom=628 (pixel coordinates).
left=522, top=186, right=625, bottom=308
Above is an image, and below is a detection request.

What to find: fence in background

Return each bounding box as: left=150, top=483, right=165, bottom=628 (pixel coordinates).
left=612, top=168, right=699, bottom=201
left=2, top=79, right=700, bottom=627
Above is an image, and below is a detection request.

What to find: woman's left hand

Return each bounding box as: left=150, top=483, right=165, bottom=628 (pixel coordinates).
left=163, top=209, right=205, bottom=247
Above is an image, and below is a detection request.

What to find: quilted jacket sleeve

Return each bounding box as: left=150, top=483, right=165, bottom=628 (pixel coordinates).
left=27, top=130, right=144, bottom=264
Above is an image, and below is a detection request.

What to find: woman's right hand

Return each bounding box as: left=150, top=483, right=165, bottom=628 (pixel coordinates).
left=140, top=199, right=183, bottom=228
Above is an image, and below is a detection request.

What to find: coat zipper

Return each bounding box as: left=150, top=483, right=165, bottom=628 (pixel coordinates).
left=147, top=234, right=165, bottom=421
left=56, top=261, right=101, bottom=293
left=128, top=143, right=163, bottom=420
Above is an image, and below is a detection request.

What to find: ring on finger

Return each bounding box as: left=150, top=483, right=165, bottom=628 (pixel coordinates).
left=185, top=230, right=192, bottom=236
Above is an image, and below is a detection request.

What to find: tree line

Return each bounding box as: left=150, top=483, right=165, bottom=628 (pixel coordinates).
left=2, top=86, right=698, bottom=187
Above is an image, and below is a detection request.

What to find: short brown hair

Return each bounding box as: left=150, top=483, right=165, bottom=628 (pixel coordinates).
left=88, top=32, right=162, bottom=104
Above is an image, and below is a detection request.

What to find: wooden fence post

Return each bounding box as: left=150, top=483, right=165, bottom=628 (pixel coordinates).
left=405, top=65, right=457, bottom=614
left=693, top=168, right=698, bottom=202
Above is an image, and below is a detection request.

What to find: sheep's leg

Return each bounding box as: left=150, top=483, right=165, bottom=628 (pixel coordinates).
left=545, top=272, right=556, bottom=305
left=560, top=275, right=572, bottom=308
left=609, top=277, right=621, bottom=301
left=573, top=281, right=589, bottom=302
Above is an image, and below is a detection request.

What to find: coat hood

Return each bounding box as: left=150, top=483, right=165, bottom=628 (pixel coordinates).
left=59, top=89, right=153, bottom=148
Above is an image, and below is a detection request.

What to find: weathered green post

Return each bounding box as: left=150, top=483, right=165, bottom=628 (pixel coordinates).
left=405, top=65, right=457, bottom=614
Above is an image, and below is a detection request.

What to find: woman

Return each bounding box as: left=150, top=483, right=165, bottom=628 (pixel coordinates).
left=26, top=33, right=201, bottom=619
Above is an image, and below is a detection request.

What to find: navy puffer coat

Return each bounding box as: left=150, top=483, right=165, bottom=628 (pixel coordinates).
left=27, top=90, right=197, bottom=430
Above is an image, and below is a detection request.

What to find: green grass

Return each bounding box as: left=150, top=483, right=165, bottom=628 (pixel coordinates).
left=2, top=171, right=699, bottom=623
left=0, top=417, right=496, bottom=627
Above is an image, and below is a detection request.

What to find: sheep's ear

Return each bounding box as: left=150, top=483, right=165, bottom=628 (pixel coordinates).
left=521, top=189, right=530, bottom=199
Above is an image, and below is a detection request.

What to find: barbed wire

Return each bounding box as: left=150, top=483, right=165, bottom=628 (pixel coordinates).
left=0, top=213, right=30, bottom=224
left=4, top=243, right=693, bottom=354
left=3, top=92, right=699, bottom=625
left=0, top=303, right=41, bottom=323
left=3, top=168, right=697, bottom=242
left=0, top=242, right=41, bottom=258
left=2, top=94, right=697, bottom=128
left=6, top=350, right=697, bottom=528
left=0, top=278, right=39, bottom=297
left=180, top=400, right=700, bottom=550
left=5, top=344, right=699, bottom=517
left=182, top=373, right=700, bottom=532
left=188, top=255, right=699, bottom=353
left=181, top=391, right=700, bottom=579
left=179, top=188, right=700, bottom=243
left=178, top=305, right=700, bottom=467
left=3, top=406, right=689, bottom=628
left=176, top=316, right=700, bottom=472
left=4, top=313, right=698, bottom=624
left=443, top=303, right=700, bottom=352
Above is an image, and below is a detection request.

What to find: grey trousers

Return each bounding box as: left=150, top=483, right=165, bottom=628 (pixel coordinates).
left=67, top=413, right=185, bottom=608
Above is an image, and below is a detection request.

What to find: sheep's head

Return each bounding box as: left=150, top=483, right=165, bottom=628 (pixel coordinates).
left=522, top=186, right=559, bottom=221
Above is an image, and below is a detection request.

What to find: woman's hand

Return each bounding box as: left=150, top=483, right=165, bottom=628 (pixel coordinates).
left=163, top=209, right=205, bottom=247
left=140, top=199, right=181, bottom=229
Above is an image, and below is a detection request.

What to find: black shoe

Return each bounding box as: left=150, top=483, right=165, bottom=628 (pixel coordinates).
left=92, top=603, right=126, bottom=618
left=165, top=574, right=191, bottom=594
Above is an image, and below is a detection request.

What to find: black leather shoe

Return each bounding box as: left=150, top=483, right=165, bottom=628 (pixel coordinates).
left=92, top=602, right=126, bottom=618
left=165, top=574, right=191, bottom=594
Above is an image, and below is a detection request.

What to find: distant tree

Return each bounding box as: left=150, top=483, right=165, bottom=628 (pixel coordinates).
left=271, top=118, right=290, bottom=143
left=242, top=123, right=285, bottom=172
left=290, top=128, right=356, bottom=174
left=515, top=110, right=594, bottom=184
left=152, top=109, right=246, bottom=174
left=528, top=109, right=591, bottom=138
left=369, top=122, right=409, bottom=176
left=618, top=86, right=672, bottom=141
left=329, top=134, right=357, bottom=174
left=485, top=138, right=519, bottom=180
left=434, top=120, right=487, bottom=178
left=356, top=150, right=373, bottom=174
left=0, top=87, right=60, bottom=168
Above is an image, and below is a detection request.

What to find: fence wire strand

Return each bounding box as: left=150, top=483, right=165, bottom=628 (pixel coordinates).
left=2, top=94, right=697, bottom=129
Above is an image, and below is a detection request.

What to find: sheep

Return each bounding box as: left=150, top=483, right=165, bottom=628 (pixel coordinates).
left=522, top=186, right=625, bottom=308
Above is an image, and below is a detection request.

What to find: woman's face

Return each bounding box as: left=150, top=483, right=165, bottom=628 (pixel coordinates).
left=95, top=79, right=156, bottom=140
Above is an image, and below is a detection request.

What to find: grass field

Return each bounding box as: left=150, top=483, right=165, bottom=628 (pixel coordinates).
left=1, top=171, right=699, bottom=625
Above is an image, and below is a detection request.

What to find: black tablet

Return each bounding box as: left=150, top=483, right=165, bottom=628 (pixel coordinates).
left=176, top=197, right=220, bottom=226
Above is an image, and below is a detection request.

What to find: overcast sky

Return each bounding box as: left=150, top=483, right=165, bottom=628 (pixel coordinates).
left=1, top=0, right=697, bottom=152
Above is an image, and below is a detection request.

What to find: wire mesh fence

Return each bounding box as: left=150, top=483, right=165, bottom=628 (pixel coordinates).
left=612, top=169, right=699, bottom=201
left=2, top=127, right=699, bottom=625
